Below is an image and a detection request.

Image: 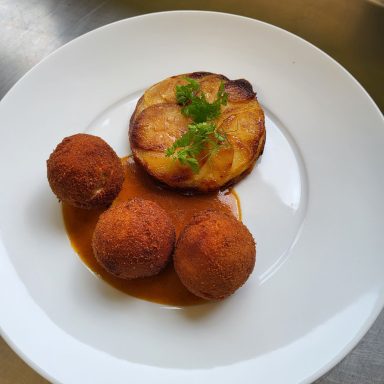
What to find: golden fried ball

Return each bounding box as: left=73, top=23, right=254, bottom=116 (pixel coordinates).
left=92, top=198, right=176, bottom=279
left=174, top=210, right=256, bottom=300
left=47, top=133, right=124, bottom=209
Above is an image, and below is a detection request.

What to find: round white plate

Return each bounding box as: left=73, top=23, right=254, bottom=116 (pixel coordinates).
left=0, top=11, right=383, bottom=384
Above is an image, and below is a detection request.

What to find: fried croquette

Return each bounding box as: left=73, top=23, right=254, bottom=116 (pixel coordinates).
left=129, top=72, right=266, bottom=192
left=92, top=198, right=176, bottom=279
left=174, top=210, right=256, bottom=300
left=47, top=133, right=124, bottom=209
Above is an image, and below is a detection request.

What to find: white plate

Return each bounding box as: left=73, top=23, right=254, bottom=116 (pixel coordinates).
left=0, top=11, right=383, bottom=384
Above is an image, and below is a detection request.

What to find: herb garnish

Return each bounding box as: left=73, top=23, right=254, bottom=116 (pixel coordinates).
left=166, top=77, right=228, bottom=172
left=165, top=122, right=226, bottom=173
left=176, top=78, right=228, bottom=123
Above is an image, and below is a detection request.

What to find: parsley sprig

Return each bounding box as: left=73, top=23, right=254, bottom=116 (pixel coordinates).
left=165, top=122, right=226, bottom=173
left=176, top=78, right=228, bottom=123
left=165, top=77, right=229, bottom=172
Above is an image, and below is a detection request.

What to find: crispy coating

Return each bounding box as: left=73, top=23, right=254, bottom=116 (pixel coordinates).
left=47, top=134, right=124, bottom=209
left=129, top=72, right=266, bottom=192
left=174, top=210, right=256, bottom=300
left=92, top=198, right=176, bottom=279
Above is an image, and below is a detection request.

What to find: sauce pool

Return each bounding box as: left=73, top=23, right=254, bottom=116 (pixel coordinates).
left=62, top=156, right=241, bottom=306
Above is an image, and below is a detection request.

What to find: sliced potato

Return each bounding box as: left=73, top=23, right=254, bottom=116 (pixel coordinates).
left=133, top=149, right=194, bottom=186
left=129, top=72, right=266, bottom=192
left=199, top=74, right=226, bottom=103
left=143, top=77, right=187, bottom=106
left=130, top=103, right=190, bottom=151
left=197, top=142, right=235, bottom=185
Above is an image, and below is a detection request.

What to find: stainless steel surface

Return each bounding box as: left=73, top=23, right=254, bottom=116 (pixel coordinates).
left=1, top=1, right=383, bottom=383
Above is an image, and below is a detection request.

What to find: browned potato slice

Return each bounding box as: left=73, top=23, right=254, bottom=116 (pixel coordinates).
left=134, top=145, right=235, bottom=192
left=130, top=103, right=190, bottom=151
left=129, top=72, right=266, bottom=192
left=143, top=77, right=187, bottom=106
left=138, top=73, right=229, bottom=113
left=133, top=149, right=193, bottom=186
left=131, top=77, right=188, bottom=120
left=197, top=142, right=235, bottom=186
left=220, top=110, right=265, bottom=176
left=224, top=79, right=256, bottom=102
left=199, top=74, right=226, bottom=103
left=220, top=99, right=263, bottom=122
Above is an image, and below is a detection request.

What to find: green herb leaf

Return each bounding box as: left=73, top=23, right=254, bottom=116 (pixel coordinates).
left=178, top=80, right=228, bottom=123
left=165, top=78, right=229, bottom=172
left=175, top=77, right=199, bottom=106
left=165, top=122, right=228, bottom=173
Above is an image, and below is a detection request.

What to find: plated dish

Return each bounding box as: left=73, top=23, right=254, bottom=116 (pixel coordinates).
left=48, top=71, right=263, bottom=304
left=0, top=11, right=383, bottom=384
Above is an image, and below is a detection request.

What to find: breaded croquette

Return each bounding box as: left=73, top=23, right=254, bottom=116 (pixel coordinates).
left=47, top=133, right=124, bottom=209
left=174, top=210, right=256, bottom=300
left=92, top=198, right=175, bottom=279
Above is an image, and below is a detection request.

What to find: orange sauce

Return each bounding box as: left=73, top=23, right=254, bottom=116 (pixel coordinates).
left=62, top=156, right=241, bottom=306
